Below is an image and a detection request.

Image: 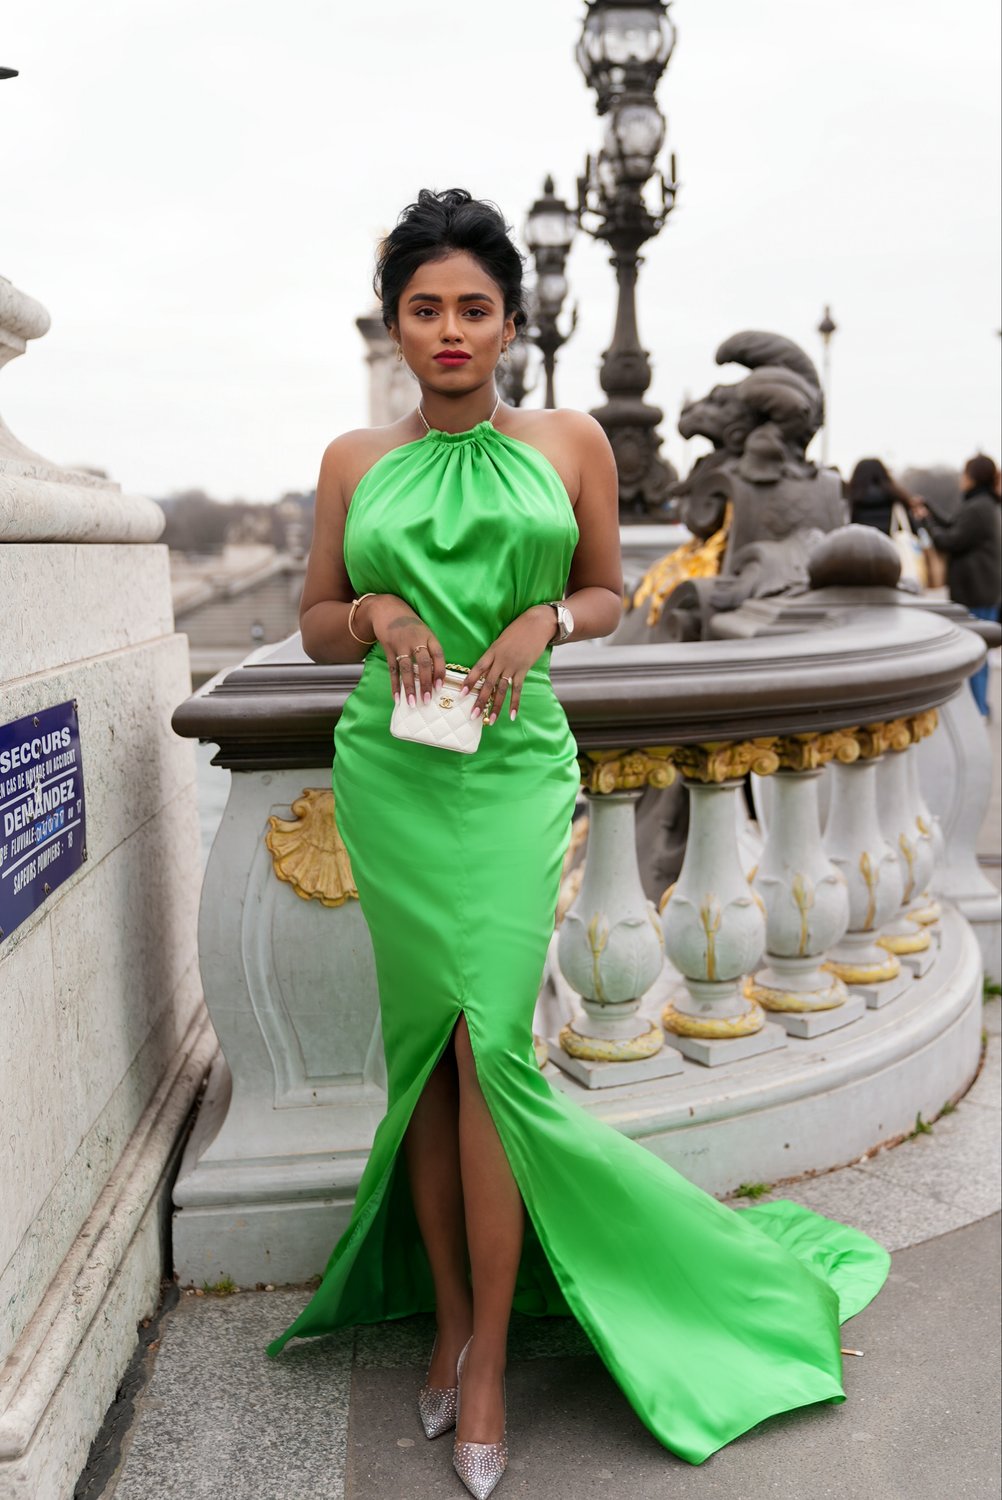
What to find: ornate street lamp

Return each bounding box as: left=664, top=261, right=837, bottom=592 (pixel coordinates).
left=576, top=0, right=679, bottom=520
left=817, top=304, right=837, bottom=465
left=495, top=333, right=536, bottom=408
left=524, top=176, right=578, bottom=409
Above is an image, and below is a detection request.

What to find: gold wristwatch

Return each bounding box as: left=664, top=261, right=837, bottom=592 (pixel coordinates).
left=546, top=601, right=574, bottom=645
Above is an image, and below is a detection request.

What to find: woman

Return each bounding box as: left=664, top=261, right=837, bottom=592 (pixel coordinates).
left=266, top=189, right=888, bottom=1496
left=846, top=457, right=915, bottom=534
left=911, top=453, right=1002, bottom=717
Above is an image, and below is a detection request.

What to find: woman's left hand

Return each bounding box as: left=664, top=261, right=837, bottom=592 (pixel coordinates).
left=461, top=606, right=556, bottom=723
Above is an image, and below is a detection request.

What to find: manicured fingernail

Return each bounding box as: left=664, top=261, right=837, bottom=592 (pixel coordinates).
left=488, top=712, right=497, bottom=726
left=435, top=678, right=443, bottom=692
left=510, top=709, right=517, bottom=720
left=471, top=705, right=482, bottom=718
left=460, top=686, right=469, bottom=697
left=423, top=690, right=431, bottom=703
left=408, top=693, right=416, bottom=707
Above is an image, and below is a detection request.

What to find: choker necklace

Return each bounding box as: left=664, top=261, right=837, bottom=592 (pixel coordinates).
left=417, top=392, right=501, bottom=435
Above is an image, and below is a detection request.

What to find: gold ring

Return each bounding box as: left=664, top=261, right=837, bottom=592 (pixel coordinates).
left=394, top=652, right=412, bottom=661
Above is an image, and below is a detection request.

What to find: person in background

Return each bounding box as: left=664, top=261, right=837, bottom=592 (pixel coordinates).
left=846, top=457, right=917, bottom=534
left=911, top=453, right=1002, bottom=718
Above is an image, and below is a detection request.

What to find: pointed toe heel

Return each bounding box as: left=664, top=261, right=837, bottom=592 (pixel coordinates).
left=452, top=1337, right=508, bottom=1499
left=417, top=1333, right=462, bottom=1439
left=417, top=1381, right=458, bottom=1440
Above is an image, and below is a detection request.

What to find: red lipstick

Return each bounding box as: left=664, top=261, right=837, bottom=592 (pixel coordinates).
left=434, top=351, right=471, bottom=366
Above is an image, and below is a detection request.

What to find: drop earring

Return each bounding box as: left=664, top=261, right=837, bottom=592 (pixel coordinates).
left=501, top=344, right=511, bottom=363
left=395, top=345, right=404, bottom=363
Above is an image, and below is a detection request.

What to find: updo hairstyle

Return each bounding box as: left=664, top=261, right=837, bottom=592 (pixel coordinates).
left=375, top=188, right=528, bottom=334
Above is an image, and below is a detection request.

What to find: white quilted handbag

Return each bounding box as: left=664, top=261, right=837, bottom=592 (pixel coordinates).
left=390, top=665, right=484, bottom=755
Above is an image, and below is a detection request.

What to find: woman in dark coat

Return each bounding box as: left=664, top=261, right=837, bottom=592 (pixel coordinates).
left=912, top=453, right=1002, bottom=717
left=846, top=457, right=916, bottom=534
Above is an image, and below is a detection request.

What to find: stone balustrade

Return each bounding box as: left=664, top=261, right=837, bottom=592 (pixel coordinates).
left=170, top=601, right=988, bottom=1284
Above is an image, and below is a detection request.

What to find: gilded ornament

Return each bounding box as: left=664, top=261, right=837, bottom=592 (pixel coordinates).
left=878, top=929, right=932, bottom=957
left=587, top=912, right=610, bottom=1001
left=744, top=973, right=849, bottom=1013
left=821, top=954, right=901, bottom=985
left=631, top=505, right=731, bottom=625
left=859, top=850, right=879, bottom=931
left=774, top=729, right=862, bottom=771
left=907, top=708, right=939, bottom=743
left=661, top=998, right=764, bottom=1039
left=578, top=747, right=676, bottom=794
left=559, top=1018, right=664, bottom=1062
left=790, top=872, right=814, bottom=957
left=697, top=897, right=723, bottom=981
left=670, top=739, right=781, bottom=784
left=897, top=831, right=917, bottom=904
left=265, top=788, right=358, bottom=907
left=856, top=718, right=913, bottom=758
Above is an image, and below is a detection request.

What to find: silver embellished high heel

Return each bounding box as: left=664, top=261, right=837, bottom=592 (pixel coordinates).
left=417, top=1335, right=460, bottom=1439
left=452, top=1335, right=508, bottom=1500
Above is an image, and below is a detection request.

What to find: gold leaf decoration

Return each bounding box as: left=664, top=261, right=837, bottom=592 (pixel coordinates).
left=578, top=747, right=677, bottom=794
left=631, top=504, right=731, bottom=625
left=265, top=788, right=358, bottom=907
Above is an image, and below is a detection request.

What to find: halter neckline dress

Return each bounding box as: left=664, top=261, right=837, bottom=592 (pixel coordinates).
left=266, top=419, right=889, bottom=1465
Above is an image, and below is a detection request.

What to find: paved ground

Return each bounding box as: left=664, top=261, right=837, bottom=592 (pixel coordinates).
left=85, top=1002, right=1001, bottom=1500
left=85, top=661, right=1001, bottom=1500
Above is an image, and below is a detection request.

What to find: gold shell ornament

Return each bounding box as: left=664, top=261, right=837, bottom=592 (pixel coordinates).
left=265, top=788, right=358, bottom=906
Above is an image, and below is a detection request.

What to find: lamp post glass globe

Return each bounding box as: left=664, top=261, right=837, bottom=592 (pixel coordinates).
left=576, top=1, right=676, bottom=111
left=611, top=99, right=665, bottom=180
left=537, top=272, right=569, bottom=317
left=525, top=176, right=578, bottom=255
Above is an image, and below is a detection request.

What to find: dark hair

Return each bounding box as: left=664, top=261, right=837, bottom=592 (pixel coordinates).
left=375, top=188, right=528, bottom=332
left=963, top=452, right=1000, bottom=497
left=847, top=457, right=914, bottom=508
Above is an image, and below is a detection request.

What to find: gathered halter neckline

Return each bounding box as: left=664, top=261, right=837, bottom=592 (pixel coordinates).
left=417, top=392, right=502, bottom=442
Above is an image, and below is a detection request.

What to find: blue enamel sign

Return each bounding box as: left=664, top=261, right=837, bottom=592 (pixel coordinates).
left=0, top=700, right=87, bottom=943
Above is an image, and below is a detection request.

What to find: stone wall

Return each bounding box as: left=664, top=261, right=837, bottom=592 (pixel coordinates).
left=0, top=281, right=216, bottom=1498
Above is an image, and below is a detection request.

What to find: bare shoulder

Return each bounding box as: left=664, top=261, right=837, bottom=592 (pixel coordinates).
left=318, top=418, right=418, bottom=513
left=503, top=407, right=614, bottom=506
left=507, top=406, right=608, bottom=447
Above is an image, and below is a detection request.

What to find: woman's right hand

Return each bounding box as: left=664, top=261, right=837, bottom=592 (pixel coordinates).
left=359, top=594, right=448, bottom=706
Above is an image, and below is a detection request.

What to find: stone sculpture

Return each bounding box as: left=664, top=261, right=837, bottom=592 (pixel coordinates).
left=620, top=330, right=847, bottom=643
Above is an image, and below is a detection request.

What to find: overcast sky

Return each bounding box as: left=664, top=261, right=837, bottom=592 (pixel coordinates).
left=4, top=0, right=1000, bottom=502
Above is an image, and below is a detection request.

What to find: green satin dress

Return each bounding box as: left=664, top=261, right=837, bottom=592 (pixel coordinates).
left=266, top=420, right=889, bottom=1465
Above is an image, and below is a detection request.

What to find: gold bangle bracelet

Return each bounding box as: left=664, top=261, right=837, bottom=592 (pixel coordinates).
left=347, top=593, right=377, bottom=645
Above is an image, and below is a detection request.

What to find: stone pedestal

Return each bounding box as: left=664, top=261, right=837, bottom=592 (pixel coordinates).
left=0, top=278, right=206, bottom=1497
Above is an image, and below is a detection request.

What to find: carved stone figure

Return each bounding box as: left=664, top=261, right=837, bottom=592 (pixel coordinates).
left=618, top=331, right=848, bottom=643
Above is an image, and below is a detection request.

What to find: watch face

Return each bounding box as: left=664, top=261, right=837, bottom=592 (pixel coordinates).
left=558, top=604, right=574, bottom=641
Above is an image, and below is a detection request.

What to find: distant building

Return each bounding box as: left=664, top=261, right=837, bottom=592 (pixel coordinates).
left=171, top=545, right=306, bottom=685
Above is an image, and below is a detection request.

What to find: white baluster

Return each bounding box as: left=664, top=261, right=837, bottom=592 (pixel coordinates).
left=748, top=769, right=863, bottom=1037
left=876, top=747, right=935, bottom=973
left=822, top=758, right=908, bottom=1006
left=661, top=779, right=784, bottom=1066
left=906, top=743, right=942, bottom=925
left=553, top=790, right=683, bottom=1088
